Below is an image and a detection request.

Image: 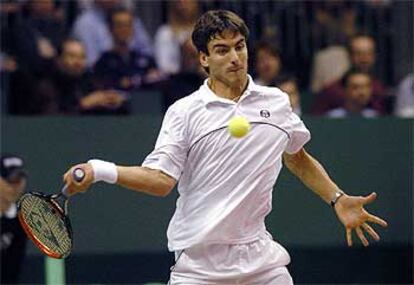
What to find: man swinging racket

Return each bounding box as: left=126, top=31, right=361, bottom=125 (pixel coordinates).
left=64, top=10, right=388, bottom=285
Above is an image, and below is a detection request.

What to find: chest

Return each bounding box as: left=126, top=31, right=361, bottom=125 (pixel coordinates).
left=187, top=95, right=288, bottom=143
left=185, top=95, right=290, bottom=164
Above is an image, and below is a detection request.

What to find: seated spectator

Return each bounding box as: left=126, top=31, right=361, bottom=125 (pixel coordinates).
left=326, top=69, right=378, bottom=118
left=312, top=34, right=387, bottom=115
left=394, top=73, right=414, bottom=118
left=254, top=41, right=282, bottom=86
left=162, top=39, right=206, bottom=110
left=273, top=74, right=302, bottom=116
left=154, top=0, right=199, bottom=75
left=72, top=0, right=153, bottom=67
left=93, top=8, right=161, bottom=93
left=14, top=38, right=127, bottom=114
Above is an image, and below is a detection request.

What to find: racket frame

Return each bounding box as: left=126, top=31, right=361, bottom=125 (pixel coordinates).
left=17, top=192, right=73, bottom=259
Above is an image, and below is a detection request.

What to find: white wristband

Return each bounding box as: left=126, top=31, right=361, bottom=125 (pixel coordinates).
left=88, top=159, right=118, bottom=184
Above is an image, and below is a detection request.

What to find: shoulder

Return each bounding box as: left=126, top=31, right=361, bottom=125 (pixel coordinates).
left=252, top=84, right=291, bottom=107
left=254, top=84, right=287, bottom=97
left=73, top=10, right=100, bottom=28
left=168, top=88, right=204, bottom=114
left=326, top=108, right=346, bottom=118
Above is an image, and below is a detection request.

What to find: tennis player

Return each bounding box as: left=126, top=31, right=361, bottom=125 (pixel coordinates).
left=64, top=10, right=388, bottom=284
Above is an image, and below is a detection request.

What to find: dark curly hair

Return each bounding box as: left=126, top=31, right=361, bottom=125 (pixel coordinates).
left=191, top=10, right=249, bottom=55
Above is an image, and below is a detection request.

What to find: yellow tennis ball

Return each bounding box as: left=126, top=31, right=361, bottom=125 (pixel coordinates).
left=228, top=116, right=251, bottom=138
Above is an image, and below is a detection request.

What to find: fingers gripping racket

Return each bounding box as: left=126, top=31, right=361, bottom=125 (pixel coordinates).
left=17, top=168, right=85, bottom=259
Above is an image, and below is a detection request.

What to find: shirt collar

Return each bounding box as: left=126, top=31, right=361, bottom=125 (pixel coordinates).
left=200, top=74, right=257, bottom=105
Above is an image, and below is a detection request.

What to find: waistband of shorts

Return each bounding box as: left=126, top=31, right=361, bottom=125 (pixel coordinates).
left=174, top=230, right=274, bottom=256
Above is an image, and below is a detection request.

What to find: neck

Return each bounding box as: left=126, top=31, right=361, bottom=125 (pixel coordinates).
left=208, top=75, right=248, bottom=102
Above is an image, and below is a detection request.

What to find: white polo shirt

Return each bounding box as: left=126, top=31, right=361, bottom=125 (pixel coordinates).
left=142, top=75, right=310, bottom=251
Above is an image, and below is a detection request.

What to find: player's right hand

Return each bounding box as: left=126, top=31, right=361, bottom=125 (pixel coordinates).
left=63, top=163, right=94, bottom=195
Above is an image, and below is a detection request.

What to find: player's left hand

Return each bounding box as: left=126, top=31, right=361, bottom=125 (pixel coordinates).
left=334, top=192, right=388, bottom=247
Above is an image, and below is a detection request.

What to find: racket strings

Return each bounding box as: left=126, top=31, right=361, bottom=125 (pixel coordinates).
left=20, top=195, right=71, bottom=255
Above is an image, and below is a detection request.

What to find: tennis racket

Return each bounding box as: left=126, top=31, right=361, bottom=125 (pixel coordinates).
left=17, top=168, right=85, bottom=259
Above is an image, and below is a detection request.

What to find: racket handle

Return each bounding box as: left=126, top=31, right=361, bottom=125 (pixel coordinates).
left=62, top=168, right=86, bottom=197
left=73, top=168, right=85, bottom=183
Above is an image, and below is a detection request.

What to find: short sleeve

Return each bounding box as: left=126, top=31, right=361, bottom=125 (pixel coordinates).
left=142, top=106, right=188, bottom=180
left=282, top=103, right=311, bottom=154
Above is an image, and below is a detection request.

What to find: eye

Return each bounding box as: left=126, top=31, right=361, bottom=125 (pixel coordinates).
left=236, top=44, right=245, bottom=51
left=216, top=48, right=228, bottom=55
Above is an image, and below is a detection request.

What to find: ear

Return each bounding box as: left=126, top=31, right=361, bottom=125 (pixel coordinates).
left=199, top=52, right=209, bottom=69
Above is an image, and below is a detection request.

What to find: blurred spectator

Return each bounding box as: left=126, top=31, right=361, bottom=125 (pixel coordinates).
left=10, top=38, right=127, bottom=115
left=310, top=46, right=350, bottom=94
left=154, top=0, right=200, bottom=75
left=72, top=0, right=153, bottom=67
left=254, top=41, right=282, bottom=86
left=93, top=8, right=160, bottom=94
left=1, top=155, right=27, bottom=284
left=8, top=0, right=65, bottom=75
left=274, top=74, right=302, bottom=116
left=394, top=74, right=414, bottom=118
left=4, top=0, right=67, bottom=115
left=43, top=38, right=128, bottom=114
left=326, top=69, right=378, bottom=118
left=162, top=39, right=206, bottom=110
left=309, top=1, right=357, bottom=50
left=312, top=34, right=387, bottom=115
left=349, top=34, right=376, bottom=73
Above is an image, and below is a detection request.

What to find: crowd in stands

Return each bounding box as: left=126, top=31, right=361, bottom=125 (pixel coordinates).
left=0, top=0, right=412, bottom=117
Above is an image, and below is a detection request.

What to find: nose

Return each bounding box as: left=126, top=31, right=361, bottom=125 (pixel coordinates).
left=229, top=48, right=240, bottom=65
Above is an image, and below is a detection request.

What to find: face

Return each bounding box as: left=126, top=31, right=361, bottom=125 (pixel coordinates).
left=256, top=48, right=281, bottom=84
left=200, top=30, right=248, bottom=87
left=59, top=41, right=86, bottom=76
left=350, top=37, right=376, bottom=72
left=345, top=73, right=373, bottom=108
left=279, top=80, right=300, bottom=109
left=111, top=12, right=134, bottom=45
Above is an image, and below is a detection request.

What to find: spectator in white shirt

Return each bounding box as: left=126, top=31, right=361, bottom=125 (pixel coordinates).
left=394, top=73, right=414, bottom=118
left=72, top=0, right=153, bottom=67
left=154, top=0, right=199, bottom=75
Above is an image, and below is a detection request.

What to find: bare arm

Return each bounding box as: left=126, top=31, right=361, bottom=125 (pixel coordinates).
left=116, top=166, right=176, bottom=197
left=283, top=148, right=341, bottom=204
left=64, top=163, right=176, bottom=197
left=283, top=148, right=388, bottom=246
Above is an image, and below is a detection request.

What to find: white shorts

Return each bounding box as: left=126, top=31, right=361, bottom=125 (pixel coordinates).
left=169, top=233, right=293, bottom=285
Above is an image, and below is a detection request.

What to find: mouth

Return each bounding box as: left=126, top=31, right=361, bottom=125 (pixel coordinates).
left=228, top=67, right=243, bottom=72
